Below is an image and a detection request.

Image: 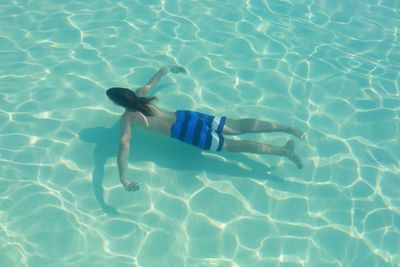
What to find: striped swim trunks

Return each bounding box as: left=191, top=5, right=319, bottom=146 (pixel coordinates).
left=171, top=110, right=226, bottom=151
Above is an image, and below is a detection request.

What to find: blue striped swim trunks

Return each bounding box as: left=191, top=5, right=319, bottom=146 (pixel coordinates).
left=171, top=110, right=226, bottom=151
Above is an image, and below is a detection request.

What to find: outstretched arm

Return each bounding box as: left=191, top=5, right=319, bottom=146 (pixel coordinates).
left=135, top=65, right=187, bottom=97
left=117, top=114, right=139, bottom=191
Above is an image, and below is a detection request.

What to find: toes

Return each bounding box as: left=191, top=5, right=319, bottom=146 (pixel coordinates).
left=291, top=128, right=306, bottom=140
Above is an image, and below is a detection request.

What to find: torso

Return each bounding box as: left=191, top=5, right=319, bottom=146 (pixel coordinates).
left=123, top=105, right=176, bottom=136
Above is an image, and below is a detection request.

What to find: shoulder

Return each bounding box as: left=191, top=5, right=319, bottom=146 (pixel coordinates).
left=122, top=110, right=150, bottom=128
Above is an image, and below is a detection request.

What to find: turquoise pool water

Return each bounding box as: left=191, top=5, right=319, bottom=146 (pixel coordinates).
left=1, top=0, right=399, bottom=266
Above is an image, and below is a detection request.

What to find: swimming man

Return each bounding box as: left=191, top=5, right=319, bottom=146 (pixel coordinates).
left=106, top=66, right=305, bottom=191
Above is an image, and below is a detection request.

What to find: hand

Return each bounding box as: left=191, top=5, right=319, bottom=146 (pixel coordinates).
left=160, top=66, right=170, bottom=75
left=168, top=65, right=187, bottom=74
left=102, top=204, right=119, bottom=215
left=121, top=179, right=140, bottom=192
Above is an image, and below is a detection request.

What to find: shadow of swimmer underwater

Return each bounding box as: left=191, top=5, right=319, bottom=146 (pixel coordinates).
left=106, top=65, right=305, bottom=192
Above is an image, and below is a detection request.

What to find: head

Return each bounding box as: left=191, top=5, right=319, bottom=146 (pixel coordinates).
left=106, top=87, right=156, bottom=116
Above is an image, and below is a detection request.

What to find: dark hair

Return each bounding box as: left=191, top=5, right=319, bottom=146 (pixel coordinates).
left=106, top=87, right=157, bottom=116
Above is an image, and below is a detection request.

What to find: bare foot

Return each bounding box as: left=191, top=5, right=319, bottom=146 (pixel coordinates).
left=287, top=127, right=306, bottom=140
left=122, top=180, right=140, bottom=192
left=284, top=140, right=303, bottom=169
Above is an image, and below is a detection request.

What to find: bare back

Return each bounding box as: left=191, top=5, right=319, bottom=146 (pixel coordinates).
left=122, top=105, right=176, bottom=136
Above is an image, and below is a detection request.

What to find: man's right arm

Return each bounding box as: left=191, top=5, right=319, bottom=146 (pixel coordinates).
left=135, top=65, right=187, bottom=97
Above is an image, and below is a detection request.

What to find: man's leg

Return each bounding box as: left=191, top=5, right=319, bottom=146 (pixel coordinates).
left=222, top=138, right=303, bottom=169
left=223, top=118, right=305, bottom=140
